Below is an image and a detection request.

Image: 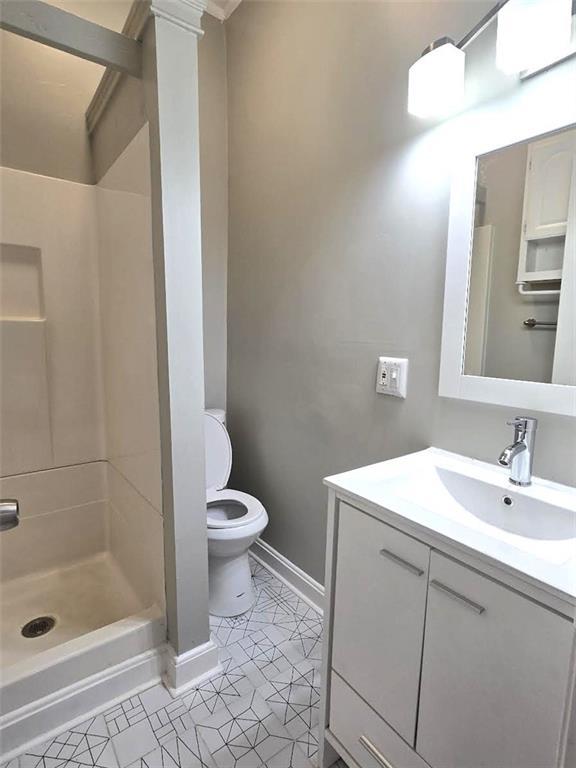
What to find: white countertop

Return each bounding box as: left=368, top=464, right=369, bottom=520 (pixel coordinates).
left=325, top=448, right=576, bottom=603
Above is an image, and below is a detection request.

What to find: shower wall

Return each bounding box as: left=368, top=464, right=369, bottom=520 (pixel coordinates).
left=96, top=125, right=164, bottom=609
left=0, top=128, right=164, bottom=609
left=0, top=166, right=107, bottom=580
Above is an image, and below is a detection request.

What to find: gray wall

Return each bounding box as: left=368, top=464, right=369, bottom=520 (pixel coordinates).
left=199, top=14, right=229, bottom=410
left=225, top=1, right=576, bottom=583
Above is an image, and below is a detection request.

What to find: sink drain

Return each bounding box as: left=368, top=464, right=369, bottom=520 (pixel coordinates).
left=21, top=616, right=56, bottom=638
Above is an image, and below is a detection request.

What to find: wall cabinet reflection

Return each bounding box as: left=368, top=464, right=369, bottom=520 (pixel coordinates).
left=464, top=126, right=576, bottom=385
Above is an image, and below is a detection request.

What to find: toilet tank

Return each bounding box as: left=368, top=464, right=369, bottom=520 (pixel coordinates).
left=206, top=408, right=226, bottom=425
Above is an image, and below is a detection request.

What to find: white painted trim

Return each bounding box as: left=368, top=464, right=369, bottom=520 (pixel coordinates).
left=206, top=0, right=226, bottom=21
left=439, top=58, right=576, bottom=417
left=84, top=0, right=236, bottom=135
left=250, top=539, right=325, bottom=614
left=150, top=0, right=205, bottom=35
left=145, top=0, right=212, bottom=657
left=206, top=0, right=242, bottom=21
left=0, top=647, right=164, bottom=761
left=163, top=640, right=221, bottom=697
left=86, top=70, right=123, bottom=135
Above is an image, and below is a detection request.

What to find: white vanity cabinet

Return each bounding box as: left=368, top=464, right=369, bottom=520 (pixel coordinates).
left=417, top=552, right=574, bottom=768
left=320, top=490, right=576, bottom=768
left=332, top=505, right=429, bottom=745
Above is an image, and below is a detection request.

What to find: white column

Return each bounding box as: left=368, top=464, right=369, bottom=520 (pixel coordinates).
left=144, top=0, right=219, bottom=694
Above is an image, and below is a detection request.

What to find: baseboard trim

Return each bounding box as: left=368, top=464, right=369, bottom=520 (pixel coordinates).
left=251, top=539, right=325, bottom=613
left=163, top=640, right=221, bottom=698
left=1, top=646, right=164, bottom=761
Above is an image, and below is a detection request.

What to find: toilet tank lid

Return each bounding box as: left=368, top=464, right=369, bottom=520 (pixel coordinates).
left=204, top=412, right=232, bottom=491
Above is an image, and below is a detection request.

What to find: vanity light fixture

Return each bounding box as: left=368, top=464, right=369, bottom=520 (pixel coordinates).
left=496, top=0, right=573, bottom=74
left=408, top=38, right=465, bottom=119
left=407, top=2, right=508, bottom=119
left=408, top=0, right=574, bottom=118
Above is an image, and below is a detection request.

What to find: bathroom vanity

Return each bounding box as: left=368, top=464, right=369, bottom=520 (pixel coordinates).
left=319, top=449, right=576, bottom=768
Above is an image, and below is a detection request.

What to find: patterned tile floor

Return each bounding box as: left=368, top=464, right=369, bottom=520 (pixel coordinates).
left=8, top=559, right=341, bottom=768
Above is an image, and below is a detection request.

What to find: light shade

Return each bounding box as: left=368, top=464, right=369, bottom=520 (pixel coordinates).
left=408, top=41, right=465, bottom=119
left=496, top=0, right=573, bottom=74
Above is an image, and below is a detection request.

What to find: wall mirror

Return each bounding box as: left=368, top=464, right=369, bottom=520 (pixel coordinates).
left=439, top=76, right=576, bottom=416
left=465, top=125, right=575, bottom=385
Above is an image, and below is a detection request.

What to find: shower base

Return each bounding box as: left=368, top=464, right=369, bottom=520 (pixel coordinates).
left=1, top=552, right=143, bottom=667
left=0, top=552, right=165, bottom=759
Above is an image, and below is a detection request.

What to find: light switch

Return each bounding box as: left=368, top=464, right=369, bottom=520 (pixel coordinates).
left=376, top=357, right=408, bottom=398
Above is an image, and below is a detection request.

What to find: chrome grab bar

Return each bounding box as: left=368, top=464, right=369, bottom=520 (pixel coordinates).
left=379, top=548, right=424, bottom=577
left=430, top=580, right=485, bottom=615
left=0, top=499, right=19, bottom=531
left=359, top=735, right=395, bottom=768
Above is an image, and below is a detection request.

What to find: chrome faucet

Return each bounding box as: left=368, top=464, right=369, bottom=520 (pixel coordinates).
left=498, top=417, right=537, bottom=487
left=0, top=499, right=19, bottom=531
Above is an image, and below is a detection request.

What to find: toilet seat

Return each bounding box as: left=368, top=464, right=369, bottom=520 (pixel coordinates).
left=206, top=488, right=266, bottom=529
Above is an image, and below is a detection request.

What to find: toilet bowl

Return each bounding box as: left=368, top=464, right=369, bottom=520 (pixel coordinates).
left=205, top=410, right=268, bottom=617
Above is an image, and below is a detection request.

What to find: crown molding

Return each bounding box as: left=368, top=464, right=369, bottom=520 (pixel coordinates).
left=86, top=0, right=232, bottom=136
left=150, top=0, right=206, bottom=35
left=123, top=0, right=152, bottom=39
left=206, top=0, right=242, bottom=22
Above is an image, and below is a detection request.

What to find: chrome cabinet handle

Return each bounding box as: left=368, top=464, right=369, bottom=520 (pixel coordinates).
left=430, top=579, right=485, bottom=615
left=0, top=499, right=19, bottom=532
left=379, top=548, right=424, bottom=577
left=359, top=735, right=395, bottom=768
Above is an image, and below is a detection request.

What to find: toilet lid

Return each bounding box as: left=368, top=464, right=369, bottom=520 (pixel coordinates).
left=204, top=412, right=232, bottom=491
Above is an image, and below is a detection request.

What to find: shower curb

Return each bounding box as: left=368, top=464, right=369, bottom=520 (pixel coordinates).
left=0, top=646, right=164, bottom=761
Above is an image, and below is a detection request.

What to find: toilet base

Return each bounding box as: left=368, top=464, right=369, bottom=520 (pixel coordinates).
left=208, top=551, right=256, bottom=617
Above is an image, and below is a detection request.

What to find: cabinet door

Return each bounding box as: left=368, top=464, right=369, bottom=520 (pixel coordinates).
left=332, top=503, right=430, bottom=745
left=524, top=130, right=576, bottom=240
left=417, top=553, right=573, bottom=768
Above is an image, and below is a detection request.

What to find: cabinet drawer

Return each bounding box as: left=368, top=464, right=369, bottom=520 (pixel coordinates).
left=333, top=503, right=429, bottom=745
left=417, top=553, right=574, bottom=768
left=330, top=672, right=430, bottom=768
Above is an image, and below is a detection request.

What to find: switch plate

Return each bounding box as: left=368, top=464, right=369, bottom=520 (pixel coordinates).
left=376, top=357, right=408, bottom=398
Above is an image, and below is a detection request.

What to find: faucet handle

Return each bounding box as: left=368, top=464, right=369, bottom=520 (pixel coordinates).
left=506, top=416, right=538, bottom=433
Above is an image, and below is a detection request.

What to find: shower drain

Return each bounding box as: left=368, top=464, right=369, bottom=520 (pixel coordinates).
left=21, top=616, right=56, bottom=638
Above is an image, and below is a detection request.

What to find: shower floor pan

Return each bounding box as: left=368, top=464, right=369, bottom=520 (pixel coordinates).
left=0, top=552, right=165, bottom=758
left=2, top=553, right=144, bottom=666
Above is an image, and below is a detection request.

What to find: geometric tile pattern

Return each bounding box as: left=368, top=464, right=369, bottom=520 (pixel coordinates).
left=196, top=690, right=293, bottom=767
left=18, top=557, right=335, bottom=768
left=19, top=715, right=117, bottom=768
left=105, top=698, right=148, bottom=737
left=259, top=661, right=321, bottom=738
left=183, top=656, right=254, bottom=722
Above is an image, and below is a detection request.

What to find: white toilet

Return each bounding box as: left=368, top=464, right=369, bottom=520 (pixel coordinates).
left=205, top=410, right=268, bottom=617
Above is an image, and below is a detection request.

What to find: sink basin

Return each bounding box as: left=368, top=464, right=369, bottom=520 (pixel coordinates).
left=325, top=448, right=576, bottom=595
left=385, top=464, right=576, bottom=544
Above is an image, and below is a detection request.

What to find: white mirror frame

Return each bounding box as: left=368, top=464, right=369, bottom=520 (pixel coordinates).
left=439, top=76, right=576, bottom=417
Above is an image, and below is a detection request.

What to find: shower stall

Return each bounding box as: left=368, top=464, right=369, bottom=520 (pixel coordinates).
left=0, top=6, right=166, bottom=756
left=0, top=0, right=216, bottom=757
